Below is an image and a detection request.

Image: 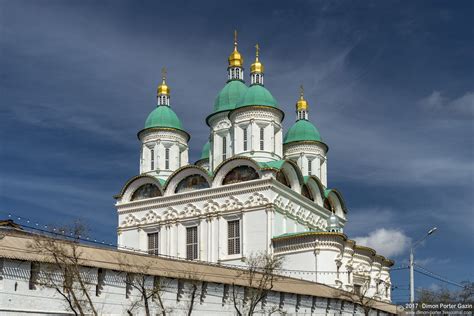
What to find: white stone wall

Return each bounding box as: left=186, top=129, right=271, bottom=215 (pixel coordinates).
left=0, top=258, right=395, bottom=316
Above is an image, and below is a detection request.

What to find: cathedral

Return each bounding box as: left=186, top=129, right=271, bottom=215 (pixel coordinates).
left=115, top=33, right=393, bottom=302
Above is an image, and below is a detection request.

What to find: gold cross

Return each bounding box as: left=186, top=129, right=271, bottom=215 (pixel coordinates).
left=234, top=30, right=238, bottom=48
left=255, top=43, right=260, bottom=57
left=161, top=67, right=167, bottom=81
left=300, top=84, right=304, bottom=98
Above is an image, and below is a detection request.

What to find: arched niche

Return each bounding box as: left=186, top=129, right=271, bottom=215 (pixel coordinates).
left=222, top=165, right=259, bottom=185
left=276, top=170, right=291, bottom=188
left=164, top=165, right=212, bottom=195
left=301, top=184, right=313, bottom=200
left=131, top=183, right=161, bottom=201
left=175, top=174, right=210, bottom=193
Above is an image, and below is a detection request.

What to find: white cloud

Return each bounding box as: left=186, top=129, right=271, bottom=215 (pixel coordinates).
left=419, top=90, right=474, bottom=118
left=354, top=228, right=411, bottom=258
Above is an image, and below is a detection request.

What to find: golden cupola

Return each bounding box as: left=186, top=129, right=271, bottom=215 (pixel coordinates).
left=250, top=43, right=264, bottom=74
left=157, top=68, right=170, bottom=96
left=296, top=85, right=308, bottom=111
left=228, top=30, right=243, bottom=68
left=296, top=85, right=309, bottom=120
left=157, top=68, right=171, bottom=106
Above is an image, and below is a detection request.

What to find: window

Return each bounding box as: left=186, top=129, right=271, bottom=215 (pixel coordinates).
left=222, top=137, right=227, bottom=160
left=227, top=220, right=240, bottom=255
left=308, top=159, right=312, bottom=175
left=243, top=127, right=248, bottom=151
left=354, top=284, right=361, bottom=295
left=186, top=227, right=198, bottom=260
left=148, top=232, right=159, bottom=255
left=259, top=127, right=264, bottom=150
left=150, top=149, right=154, bottom=170
left=165, top=148, right=170, bottom=169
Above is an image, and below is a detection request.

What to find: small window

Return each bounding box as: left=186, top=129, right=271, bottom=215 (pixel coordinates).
left=308, top=159, right=312, bottom=175
left=148, top=232, right=159, bottom=255
left=227, top=220, right=240, bottom=255
left=243, top=127, right=248, bottom=151
left=259, top=127, right=264, bottom=150
left=354, top=284, right=361, bottom=295
left=150, top=149, right=155, bottom=170
left=222, top=137, right=227, bottom=160
left=186, top=227, right=198, bottom=260
left=165, top=148, right=170, bottom=169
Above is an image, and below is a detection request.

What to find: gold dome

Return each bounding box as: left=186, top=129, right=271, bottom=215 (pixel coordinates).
left=250, top=43, right=264, bottom=73
left=296, top=85, right=308, bottom=111
left=228, top=30, right=243, bottom=68
left=157, top=68, right=170, bottom=95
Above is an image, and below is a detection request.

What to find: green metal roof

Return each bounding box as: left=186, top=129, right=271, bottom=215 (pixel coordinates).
left=284, top=119, right=322, bottom=144
left=213, top=80, right=248, bottom=113
left=199, top=141, right=210, bottom=160
left=273, top=229, right=324, bottom=239
left=157, top=178, right=166, bottom=186
left=236, top=84, right=278, bottom=109
left=145, top=105, right=184, bottom=130
left=258, top=160, right=285, bottom=170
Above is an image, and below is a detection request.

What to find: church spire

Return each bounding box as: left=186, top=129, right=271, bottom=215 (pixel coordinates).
left=157, top=67, right=170, bottom=106
left=250, top=43, right=264, bottom=85
left=227, top=30, right=244, bottom=81
left=296, top=85, right=309, bottom=120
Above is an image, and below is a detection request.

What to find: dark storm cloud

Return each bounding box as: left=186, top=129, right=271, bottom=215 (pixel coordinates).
left=1, top=0, right=473, bottom=294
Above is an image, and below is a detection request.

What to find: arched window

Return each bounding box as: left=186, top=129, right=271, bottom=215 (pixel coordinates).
left=165, top=148, right=170, bottom=169
left=150, top=149, right=155, bottom=170
left=222, top=137, right=227, bottom=160
left=259, top=127, right=264, bottom=150
left=276, top=171, right=291, bottom=188
left=223, top=166, right=259, bottom=185
left=243, top=127, right=248, bottom=151
left=301, top=184, right=313, bottom=200
left=175, top=175, right=210, bottom=193
left=131, top=184, right=161, bottom=201
left=308, top=159, right=312, bottom=175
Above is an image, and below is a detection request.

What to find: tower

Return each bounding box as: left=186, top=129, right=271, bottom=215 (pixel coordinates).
left=138, top=69, right=190, bottom=179
left=207, top=31, right=248, bottom=171
left=283, top=86, right=328, bottom=185
left=230, top=44, right=284, bottom=162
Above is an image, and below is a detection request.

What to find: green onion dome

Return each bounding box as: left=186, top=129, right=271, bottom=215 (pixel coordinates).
left=284, top=119, right=322, bottom=144
left=144, top=105, right=184, bottom=130
left=213, top=80, right=248, bottom=113
left=199, top=141, right=210, bottom=160
left=236, top=84, right=278, bottom=109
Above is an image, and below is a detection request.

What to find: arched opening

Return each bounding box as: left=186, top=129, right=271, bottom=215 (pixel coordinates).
left=324, top=198, right=335, bottom=213
left=131, top=184, right=161, bottom=201
left=276, top=171, right=291, bottom=188
left=222, top=165, right=259, bottom=185
left=301, top=184, right=313, bottom=200
left=175, top=174, right=210, bottom=193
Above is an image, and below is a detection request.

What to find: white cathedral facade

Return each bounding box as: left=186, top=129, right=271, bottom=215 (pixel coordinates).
left=115, top=35, right=393, bottom=303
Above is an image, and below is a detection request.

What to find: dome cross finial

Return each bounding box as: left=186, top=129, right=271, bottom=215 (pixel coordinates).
left=300, top=84, right=304, bottom=99
left=255, top=43, right=260, bottom=60
left=234, top=30, right=238, bottom=50
left=296, top=84, right=309, bottom=120
left=161, top=67, right=167, bottom=83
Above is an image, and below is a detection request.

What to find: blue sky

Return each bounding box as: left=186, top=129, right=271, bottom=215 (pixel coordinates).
left=1, top=0, right=473, bottom=302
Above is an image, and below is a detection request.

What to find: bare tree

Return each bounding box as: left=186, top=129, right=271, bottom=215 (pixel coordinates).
left=335, top=279, right=376, bottom=316
left=28, top=222, right=98, bottom=316
left=232, top=252, right=284, bottom=316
